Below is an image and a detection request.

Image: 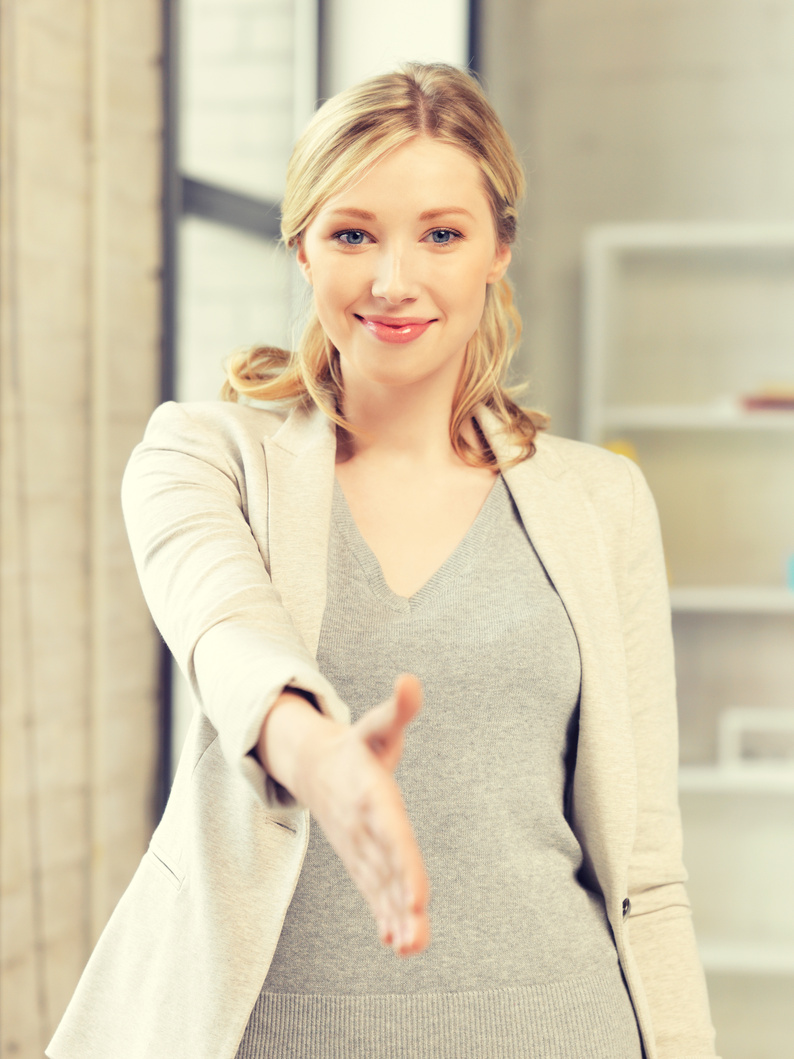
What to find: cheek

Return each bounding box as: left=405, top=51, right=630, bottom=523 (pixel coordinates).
left=447, top=261, right=490, bottom=321
left=443, top=253, right=494, bottom=298
left=313, top=261, right=364, bottom=311
left=310, top=274, right=360, bottom=349
left=312, top=275, right=347, bottom=318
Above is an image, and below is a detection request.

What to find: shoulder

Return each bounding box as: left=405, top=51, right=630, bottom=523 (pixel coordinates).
left=531, top=431, right=660, bottom=546
left=122, top=401, right=297, bottom=499
left=143, top=399, right=290, bottom=445
left=128, top=398, right=337, bottom=502
left=135, top=399, right=319, bottom=469
left=533, top=430, right=645, bottom=498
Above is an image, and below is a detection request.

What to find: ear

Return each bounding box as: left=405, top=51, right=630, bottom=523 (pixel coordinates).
left=486, top=243, right=511, bottom=285
left=296, top=237, right=312, bottom=285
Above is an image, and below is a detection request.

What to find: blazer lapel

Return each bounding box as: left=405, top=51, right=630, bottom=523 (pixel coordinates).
left=261, top=403, right=337, bottom=656
left=478, top=407, right=638, bottom=909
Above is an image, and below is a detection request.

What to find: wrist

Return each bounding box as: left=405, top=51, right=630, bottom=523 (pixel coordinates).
left=257, top=689, right=336, bottom=803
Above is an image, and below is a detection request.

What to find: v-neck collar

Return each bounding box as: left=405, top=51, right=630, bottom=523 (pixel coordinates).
left=332, top=474, right=507, bottom=612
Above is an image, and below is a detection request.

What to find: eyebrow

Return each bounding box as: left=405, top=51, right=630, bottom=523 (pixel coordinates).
left=326, top=207, right=475, bottom=222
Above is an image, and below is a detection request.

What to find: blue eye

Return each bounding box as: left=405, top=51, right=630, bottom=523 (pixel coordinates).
left=427, top=229, right=460, bottom=245
left=335, top=229, right=369, bottom=246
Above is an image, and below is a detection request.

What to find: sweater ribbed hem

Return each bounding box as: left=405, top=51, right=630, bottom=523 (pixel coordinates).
left=235, top=967, right=642, bottom=1059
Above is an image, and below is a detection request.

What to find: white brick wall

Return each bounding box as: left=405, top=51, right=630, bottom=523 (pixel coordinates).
left=177, top=216, right=298, bottom=401
left=180, top=0, right=296, bottom=200
left=177, top=0, right=303, bottom=411
left=322, top=0, right=468, bottom=95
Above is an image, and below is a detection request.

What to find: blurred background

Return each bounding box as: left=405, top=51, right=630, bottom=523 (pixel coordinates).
left=1, top=1, right=793, bottom=1056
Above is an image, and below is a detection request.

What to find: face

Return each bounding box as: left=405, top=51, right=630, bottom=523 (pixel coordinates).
left=296, top=136, right=511, bottom=395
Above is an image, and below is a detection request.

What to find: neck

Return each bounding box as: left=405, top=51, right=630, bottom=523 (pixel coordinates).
left=338, top=368, right=472, bottom=469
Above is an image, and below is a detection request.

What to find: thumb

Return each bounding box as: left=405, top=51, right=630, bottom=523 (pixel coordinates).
left=354, top=674, right=423, bottom=768
left=391, top=672, right=423, bottom=729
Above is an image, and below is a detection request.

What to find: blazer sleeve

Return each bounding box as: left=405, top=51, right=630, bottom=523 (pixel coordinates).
left=616, top=456, right=719, bottom=1058
left=120, top=401, right=349, bottom=811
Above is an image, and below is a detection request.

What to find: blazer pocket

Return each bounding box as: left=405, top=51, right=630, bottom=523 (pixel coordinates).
left=146, top=841, right=186, bottom=891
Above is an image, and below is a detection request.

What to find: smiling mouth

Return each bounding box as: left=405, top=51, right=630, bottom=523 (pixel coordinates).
left=354, top=314, right=436, bottom=344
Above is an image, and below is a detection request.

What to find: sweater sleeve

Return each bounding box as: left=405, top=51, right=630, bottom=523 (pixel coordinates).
left=616, top=456, right=719, bottom=1059
left=120, top=401, right=349, bottom=811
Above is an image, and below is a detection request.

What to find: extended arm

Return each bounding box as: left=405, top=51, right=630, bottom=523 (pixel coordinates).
left=120, top=401, right=350, bottom=808
left=122, top=401, right=429, bottom=952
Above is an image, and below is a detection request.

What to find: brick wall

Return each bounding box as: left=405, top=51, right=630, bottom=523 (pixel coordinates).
left=181, top=0, right=297, bottom=201
left=176, top=0, right=300, bottom=406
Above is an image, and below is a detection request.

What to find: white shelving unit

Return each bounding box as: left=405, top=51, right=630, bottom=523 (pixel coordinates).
left=678, top=764, right=794, bottom=794
left=669, top=586, right=794, bottom=614
left=601, top=403, right=794, bottom=432
left=695, top=941, right=794, bottom=976
left=581, top=224, right=794, bottom=1041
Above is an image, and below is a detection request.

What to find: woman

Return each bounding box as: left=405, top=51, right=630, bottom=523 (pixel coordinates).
left=47, top=63, right=718, bottom=1059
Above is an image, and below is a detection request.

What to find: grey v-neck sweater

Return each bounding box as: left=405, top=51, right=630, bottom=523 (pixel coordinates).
left=236, top=475, right=641, bottom=1059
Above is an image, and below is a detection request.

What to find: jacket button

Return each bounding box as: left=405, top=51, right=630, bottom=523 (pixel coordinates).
left=622, top=898, right=631, bottom=917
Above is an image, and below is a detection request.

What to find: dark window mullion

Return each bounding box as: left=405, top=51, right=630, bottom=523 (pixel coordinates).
left=468, top=0, right=481, bottom=73
left=181, top=177, right=281, bottom=241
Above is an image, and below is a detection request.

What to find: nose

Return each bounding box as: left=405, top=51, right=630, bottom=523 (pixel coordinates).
left=370, top=245, right=419, bottom=304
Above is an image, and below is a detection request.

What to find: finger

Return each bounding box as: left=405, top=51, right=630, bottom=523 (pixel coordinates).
left=361, top=795, right=430, bottom=921
left=392, top=673, right=423, bottom=728
left=356, top=673, right=422, bottom=740
left=396, top=909, right=431, bottom=957
left=333, top=810, right=431, bottom=955
left=334, top=790, right=413, bottom=921
left=305, top=723, right=430, bottom=955
left=345, top=833, right=407, bottom=948
left=354, top=674, right=423, bottom=767
left=375, top=676, right=420, bottom=769
left=337, top=778, right=428, bottom=933
left=364, top=728, right=405, bottom=773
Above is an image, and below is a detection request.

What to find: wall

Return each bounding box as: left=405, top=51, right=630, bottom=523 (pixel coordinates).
left=322, top=0, right=468, bottom=96
left=176, top=0, right=300, bottom=407
left=481, top=0, right=794, bottom=438
left=0, top=1, right=163, bottom=1054
left=180, top=0, right=302, bottom=201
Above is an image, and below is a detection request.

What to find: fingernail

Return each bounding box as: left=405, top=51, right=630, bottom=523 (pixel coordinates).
left=397, top=920, right=412, bottom=951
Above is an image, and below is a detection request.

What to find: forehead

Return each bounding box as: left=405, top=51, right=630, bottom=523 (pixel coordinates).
left=319, top=137, right=490, bottom=216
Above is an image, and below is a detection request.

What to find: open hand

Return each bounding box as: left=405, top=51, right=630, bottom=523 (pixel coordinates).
left=291, top=674, right=430, bottom=956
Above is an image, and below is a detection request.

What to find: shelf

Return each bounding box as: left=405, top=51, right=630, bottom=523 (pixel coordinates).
left=586, top=222, right=794, bottom=252
left=696, top=940, right=794, bottom=975
left=600, top=403, right=794, bottom=432
left=670, top=587, right=794, bottom=613
left=679, top=765, right=794, bottom=794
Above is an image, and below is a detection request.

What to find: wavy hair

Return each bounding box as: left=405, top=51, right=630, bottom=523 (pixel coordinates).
left=222, top=62, right=548, bottom=466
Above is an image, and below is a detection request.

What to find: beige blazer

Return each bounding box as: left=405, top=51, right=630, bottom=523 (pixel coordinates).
left=47, top=399, right=718, bottom=1059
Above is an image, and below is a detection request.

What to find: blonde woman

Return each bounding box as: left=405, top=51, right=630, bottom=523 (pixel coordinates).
left=48, top=63, right=718, bottom=1059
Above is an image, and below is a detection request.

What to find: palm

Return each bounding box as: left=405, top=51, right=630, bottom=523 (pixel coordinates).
left=300, top=674, right=430, bottom=955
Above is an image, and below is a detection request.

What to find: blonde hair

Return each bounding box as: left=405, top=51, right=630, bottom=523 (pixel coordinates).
left=222, top=62, right=548, bottom=466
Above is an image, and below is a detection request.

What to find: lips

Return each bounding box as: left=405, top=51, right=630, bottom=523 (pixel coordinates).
left=355, top=314, right=435, bottom=344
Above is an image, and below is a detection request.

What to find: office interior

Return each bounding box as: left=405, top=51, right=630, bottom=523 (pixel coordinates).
left=1, top=1, right=793, bottom=1056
